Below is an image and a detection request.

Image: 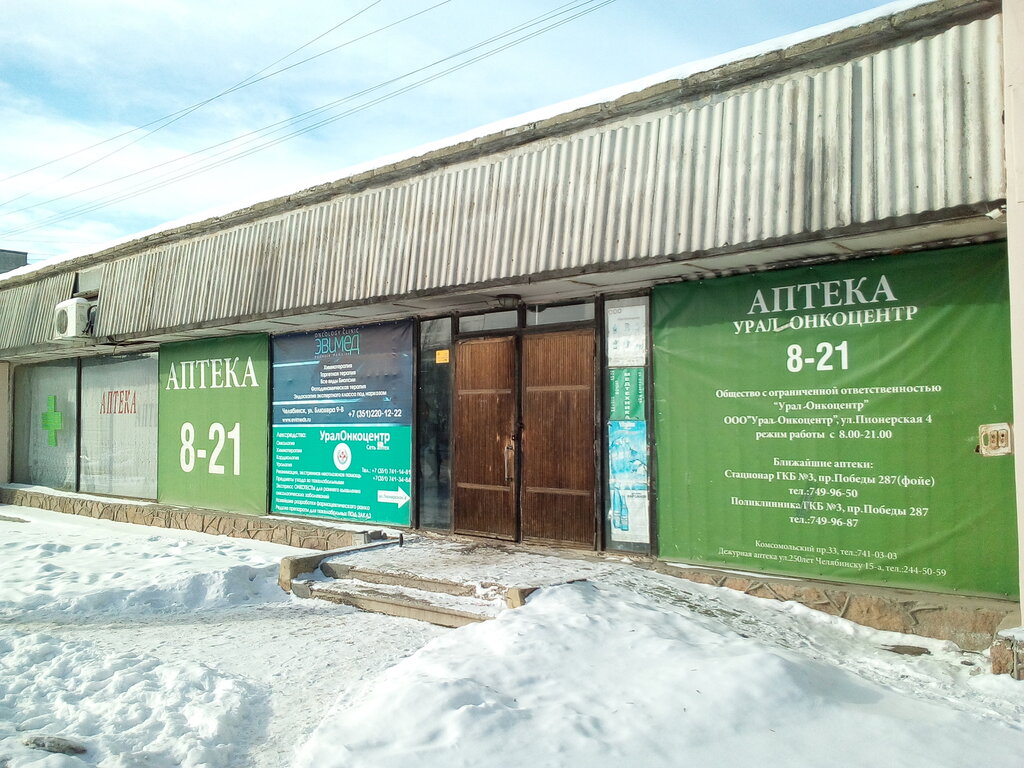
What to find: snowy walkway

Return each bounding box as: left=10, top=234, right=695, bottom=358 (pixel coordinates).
left=1, top=507, right=445, bottom=767
left=2, top=506, right=1023, bottom=767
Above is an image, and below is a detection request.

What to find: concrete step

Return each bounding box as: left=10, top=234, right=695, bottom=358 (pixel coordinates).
left=318, top=559, right=503, bottom=599
left=291, top=577, right=503, bottom=628
left=278, top=538, right=399, bottom=591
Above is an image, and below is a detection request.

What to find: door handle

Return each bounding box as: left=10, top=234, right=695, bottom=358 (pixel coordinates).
left=503, top=437, right=516, bottom=484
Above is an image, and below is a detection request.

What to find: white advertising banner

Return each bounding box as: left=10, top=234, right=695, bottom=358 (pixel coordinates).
left=80, top=354, right=159, bottom=498
left=606, top=303, right=647, bottom=367
left=13, top=360, right=78, bottom=490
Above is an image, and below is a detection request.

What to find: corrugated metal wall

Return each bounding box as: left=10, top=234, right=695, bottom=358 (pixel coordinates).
left=8, top=14, right=1007, bottom=342
left=0, top=273, right=74, bottom=350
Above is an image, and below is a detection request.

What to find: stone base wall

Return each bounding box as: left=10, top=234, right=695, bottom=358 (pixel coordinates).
left=991, top=634, right=1024, bottom=679
left=654, top=563, right=1018, bottom=654
left=0, top=486, right=361, bottom=551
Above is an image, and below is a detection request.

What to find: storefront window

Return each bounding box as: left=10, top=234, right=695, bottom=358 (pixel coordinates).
left=13, top=360, right=79, bottom=491
left=526, top=302, right=594, bottom=326
left=458, top=310, right=518, bottom=333
left=418, top=318, right=453, bottom=529
left=80, top=354, right=158, bottom=498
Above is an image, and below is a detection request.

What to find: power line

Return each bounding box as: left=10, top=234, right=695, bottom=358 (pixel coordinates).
left=1, top=237, right=102, bottom=244
left=0, top=0, right=442, bottom=196
left=2, top=0, right=614, bottom=240
left=87, top=0, right=608, bottom=198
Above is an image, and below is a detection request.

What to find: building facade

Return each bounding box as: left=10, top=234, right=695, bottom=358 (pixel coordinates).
left=1, top=0, right=1020, bottom=620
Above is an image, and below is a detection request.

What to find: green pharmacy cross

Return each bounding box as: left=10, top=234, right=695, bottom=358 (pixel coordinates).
left=41, top=396, right=63, bottom=447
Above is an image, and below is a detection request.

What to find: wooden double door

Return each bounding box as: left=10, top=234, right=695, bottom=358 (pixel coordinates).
left=453, top=329, right=596, bottom=548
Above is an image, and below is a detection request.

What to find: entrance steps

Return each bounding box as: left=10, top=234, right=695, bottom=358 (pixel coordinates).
left=282, top=538, right=536, bottom=628
left=291, top=577, right=507, bottom=628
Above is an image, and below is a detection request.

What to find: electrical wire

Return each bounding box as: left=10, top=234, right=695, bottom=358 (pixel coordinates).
left=0, top=0, right=616, bottom=239
left=0, top=0, right=444, bottom=196
left=72, top=0, right=606, bottom=200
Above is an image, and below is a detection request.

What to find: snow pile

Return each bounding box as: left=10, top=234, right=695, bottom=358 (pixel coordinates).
left=295, top=581, right=1024, bottom=768
left=0, top=509, right=313, bottom=767
left=3, top=506, right=1024, bottom=767
left=0, top=511, right=292, bottom=620
left=0, top=630, right=254, bottom=767
left=0, top=508, right=454, bottom=767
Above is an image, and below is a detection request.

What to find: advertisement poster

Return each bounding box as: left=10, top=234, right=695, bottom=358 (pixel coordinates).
left=271, top=321, right=413, bottom=525
left=609, top=367, right=646, bottom=421
left=81, top=354, right=159, bottom=498
left=605, top=300, right=651, bottom=547
left=158, top=334, right=269, bottom=515
left=606, top=304, right=647, bottom=367
left=608, top=420, right=650, bottom=543
left=653, top=244, right=1017, bottom=597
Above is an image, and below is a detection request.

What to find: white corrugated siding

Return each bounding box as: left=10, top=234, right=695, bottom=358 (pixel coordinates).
left=0, top=273, right=74, bottom=350
left=79, top=15, right=1005, bottom=338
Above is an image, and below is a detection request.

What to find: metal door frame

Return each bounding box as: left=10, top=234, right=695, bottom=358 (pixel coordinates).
left=452, top=302, right=600, bottom=548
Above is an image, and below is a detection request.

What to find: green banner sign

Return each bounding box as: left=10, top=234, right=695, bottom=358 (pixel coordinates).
left=158, top=334, right=269, bottom=515
left=271, top=322, right=414, bottom=525
left=273, top=424, right=412, bottom=524
left=609, top=367, right=646, bottom=421
left=653, top=244, right=1017, bottom=597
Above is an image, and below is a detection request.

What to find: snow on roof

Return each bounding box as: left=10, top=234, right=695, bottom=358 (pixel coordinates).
left=1, top=0, right=931, bottom=285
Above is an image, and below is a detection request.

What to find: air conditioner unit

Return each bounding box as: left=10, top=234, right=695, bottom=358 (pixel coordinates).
left=53, top=298, right=95, bottom=340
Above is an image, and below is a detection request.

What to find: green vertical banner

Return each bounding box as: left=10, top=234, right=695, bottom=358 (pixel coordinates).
left=653, top=244, right=1017, bottom=597
left=609, top=367, right=646, bottom=421
left=158, top=334, right=269, bottom=515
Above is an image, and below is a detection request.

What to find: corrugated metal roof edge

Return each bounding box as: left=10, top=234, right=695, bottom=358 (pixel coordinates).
left=0, top=202, right=1004, bottom=364
left=0, top=0, right=1000, bottom=292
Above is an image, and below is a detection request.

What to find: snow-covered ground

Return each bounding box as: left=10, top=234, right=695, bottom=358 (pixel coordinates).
left=2, top=506, right=1022, bottom=767
left=0, top=508, right=444, bottom=767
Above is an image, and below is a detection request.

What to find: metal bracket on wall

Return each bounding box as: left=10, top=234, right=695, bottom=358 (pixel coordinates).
left=978, top=423, right=1014, bottom=456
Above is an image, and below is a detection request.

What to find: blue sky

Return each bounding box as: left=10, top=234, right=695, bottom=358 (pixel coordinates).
left=0, top=0, right=901, bottom=264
